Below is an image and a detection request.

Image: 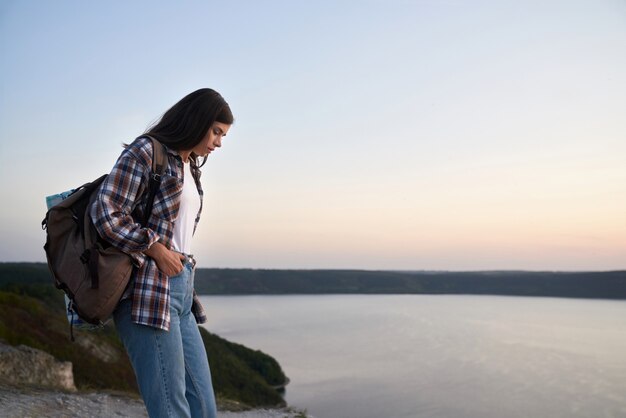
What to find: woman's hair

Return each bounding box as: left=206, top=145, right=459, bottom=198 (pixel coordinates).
left=145, top=88, right=234, bottom=161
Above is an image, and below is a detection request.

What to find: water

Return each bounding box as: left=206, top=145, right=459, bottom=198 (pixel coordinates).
left=199, top=295, right=626, bottom=418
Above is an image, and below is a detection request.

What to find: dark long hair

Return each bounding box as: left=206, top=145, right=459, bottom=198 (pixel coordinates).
left=145, top=88, right=234, bottom=164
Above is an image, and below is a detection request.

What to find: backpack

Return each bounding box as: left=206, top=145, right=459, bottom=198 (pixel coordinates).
left=42, top=136, right=167, bottom=339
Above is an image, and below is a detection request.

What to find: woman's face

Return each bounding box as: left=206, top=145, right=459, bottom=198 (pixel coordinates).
left=192, top=122, right=231, bottom=157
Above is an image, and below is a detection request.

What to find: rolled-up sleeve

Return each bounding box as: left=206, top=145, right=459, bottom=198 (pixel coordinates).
left=90, top=147, right=160, bottom=267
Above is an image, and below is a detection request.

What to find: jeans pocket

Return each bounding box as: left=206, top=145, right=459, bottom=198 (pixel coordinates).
left=169, top=269, right=187, bottom=294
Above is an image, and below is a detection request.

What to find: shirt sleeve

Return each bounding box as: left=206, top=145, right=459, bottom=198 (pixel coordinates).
left=192, top=290, right=207, bottom=324
left=90, top=143, right=160, bottom=266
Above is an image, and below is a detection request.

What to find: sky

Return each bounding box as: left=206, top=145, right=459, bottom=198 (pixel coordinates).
left=0, top=0, right=624, bottom=271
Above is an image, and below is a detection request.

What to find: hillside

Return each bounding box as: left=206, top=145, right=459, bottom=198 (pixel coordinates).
left=0, top=263, right=288, bottom=409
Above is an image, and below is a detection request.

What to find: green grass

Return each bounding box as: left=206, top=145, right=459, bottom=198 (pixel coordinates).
left=0, top=289, right=137, bottom=391
left=200, top=328, right=287, bottom=407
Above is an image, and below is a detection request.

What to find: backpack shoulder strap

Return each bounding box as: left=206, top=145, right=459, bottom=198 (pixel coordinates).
left=140, top=136, right=168, bottom=226
left=149, top=136, right=168, bottom=176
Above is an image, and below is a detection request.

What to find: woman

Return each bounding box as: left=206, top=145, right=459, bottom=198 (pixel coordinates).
left=90, top=88, right=233, bottom=418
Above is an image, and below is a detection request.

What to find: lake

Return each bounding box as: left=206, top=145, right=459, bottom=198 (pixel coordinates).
left=199, top=295, right=626, bottom=418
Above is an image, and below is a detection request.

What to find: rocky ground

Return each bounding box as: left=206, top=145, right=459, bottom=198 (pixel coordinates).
left=0, top=343, right=308, bottom=418
left=0, top=383, right=147, bottom=418
left=0, top=384, right=307, bottom=418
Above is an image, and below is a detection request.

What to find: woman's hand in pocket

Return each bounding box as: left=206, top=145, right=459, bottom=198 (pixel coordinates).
left=144, top=242, right=186, bottom=276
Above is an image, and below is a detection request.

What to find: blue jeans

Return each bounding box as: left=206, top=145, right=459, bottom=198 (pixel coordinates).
left=114, top=261, right=217, bottom=418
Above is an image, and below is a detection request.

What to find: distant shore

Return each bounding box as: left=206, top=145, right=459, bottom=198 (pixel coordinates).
left=1, top=263, right=624, bottom=300
left=192, top=268, right=626, bottom=300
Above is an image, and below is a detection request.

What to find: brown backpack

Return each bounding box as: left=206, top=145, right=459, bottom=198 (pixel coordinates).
left=42, top=136, right=167, bottom=336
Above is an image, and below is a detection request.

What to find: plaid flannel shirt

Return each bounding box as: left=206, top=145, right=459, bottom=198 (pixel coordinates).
left=90, top=136, right=207, bottom=330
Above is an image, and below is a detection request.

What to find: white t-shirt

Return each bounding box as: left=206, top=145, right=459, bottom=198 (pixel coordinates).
left=171, top=162, right=201, bottom=254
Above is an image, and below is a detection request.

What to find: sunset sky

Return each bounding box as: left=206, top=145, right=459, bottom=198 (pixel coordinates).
left=1, top=0, right=624, bottom=270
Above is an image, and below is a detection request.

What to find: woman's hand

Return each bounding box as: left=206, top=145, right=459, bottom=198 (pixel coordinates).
left=144, top=242, right=186, bottom=277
